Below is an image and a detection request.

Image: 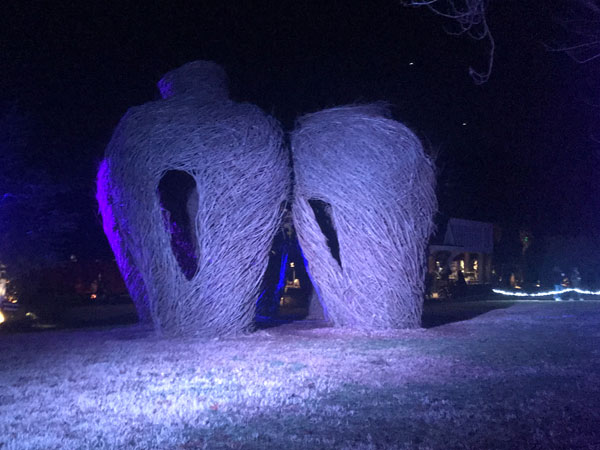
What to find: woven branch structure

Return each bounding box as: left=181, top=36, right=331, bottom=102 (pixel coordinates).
left=97, top=61, right=290, bottom=336
left=291, top=105, right=436, bottom=329
left=97, top=161, right=152, bottom=324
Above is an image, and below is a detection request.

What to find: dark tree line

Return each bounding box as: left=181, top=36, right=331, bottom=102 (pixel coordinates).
left=0, top=104, right=78, bottom=300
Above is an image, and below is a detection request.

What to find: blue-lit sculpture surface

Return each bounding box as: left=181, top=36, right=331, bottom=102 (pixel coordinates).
left=291, top=105, right=436, bottom=329
left=97, top=61, right=289, bottom=336
left=98, top=61, right=436, bottom=336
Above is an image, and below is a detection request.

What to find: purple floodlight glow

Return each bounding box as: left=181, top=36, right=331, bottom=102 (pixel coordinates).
left=98, top=61, right=289, bottom=336
left=96, top=160, right=151, bottom=323
left=157, top=80, right=174, bottom=100
left=254, top=246, right=288, bottom=319
left=254, top=288, right=266, bottom=305
left=275, top=251, right=289, bottom=294
left=96, top=161, right=120, bottom=261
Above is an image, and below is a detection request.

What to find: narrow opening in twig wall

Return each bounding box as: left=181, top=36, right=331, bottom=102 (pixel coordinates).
left=157, top=170, right=199, bottom=280
left=255, top=223, right=318, bottom=325
left=308, top=199, right=342, bottom=268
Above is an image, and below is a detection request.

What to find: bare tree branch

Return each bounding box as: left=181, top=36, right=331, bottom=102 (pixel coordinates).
left=403, top=0, right=494, bottom=84
left=548, top=0, right=600, bottom=64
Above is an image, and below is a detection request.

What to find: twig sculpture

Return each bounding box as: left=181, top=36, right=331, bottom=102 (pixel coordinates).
left=291, top=105, right=436, bottom=329
left=97, top=61, right=289, bottom=336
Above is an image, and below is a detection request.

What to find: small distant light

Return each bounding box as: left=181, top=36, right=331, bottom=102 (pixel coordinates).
left=462, top=122, right=467, bottom=126
left=290, top=262, right=295, bottom=268
left=90, top=294, right=97, bottom=300
left=408, top=62, right=414, bottom=66
left=0, top=310, right=4, bottom=324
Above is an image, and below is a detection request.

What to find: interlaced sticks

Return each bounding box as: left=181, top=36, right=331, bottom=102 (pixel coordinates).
left=98, top=61, right=290, bottom=336
left=98, top=62, right=435, bottom=335
left=97, top=161, right=152, bottom=325
left=291, top=105, right=436, bottom=329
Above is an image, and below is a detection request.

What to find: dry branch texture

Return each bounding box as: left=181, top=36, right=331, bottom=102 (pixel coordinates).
left=292, top=105, right=436, bottom=329
left=97, top=61, right=290, bottom=336
left=97, top=161, right=152, bottom=324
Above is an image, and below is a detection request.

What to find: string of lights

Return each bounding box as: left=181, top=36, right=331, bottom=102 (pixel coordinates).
left=492, top=288, right=600, bottom=297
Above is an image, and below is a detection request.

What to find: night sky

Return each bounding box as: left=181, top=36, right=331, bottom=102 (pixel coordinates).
left=2, top=0, right=599, bottom=259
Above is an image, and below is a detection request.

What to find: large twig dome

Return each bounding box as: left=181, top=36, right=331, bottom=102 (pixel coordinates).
left=291, top=104, right=436, bottom=329
left=97, top=61, right=290, bottom=336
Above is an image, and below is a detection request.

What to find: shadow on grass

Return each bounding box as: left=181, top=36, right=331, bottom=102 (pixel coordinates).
left=2, top=297, right=521, bottom=334
left=421, top=298, right=518, bottom=328
left=254, top=304, right=311, bottom=330
left=149, top=376, right=600, bottom=450
left=256, top=297, right=522, bottom=331
left=0, top=302, right=140, bottom=334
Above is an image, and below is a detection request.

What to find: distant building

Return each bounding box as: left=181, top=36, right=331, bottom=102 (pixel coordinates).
left=427, top=218, right=494, bottom=298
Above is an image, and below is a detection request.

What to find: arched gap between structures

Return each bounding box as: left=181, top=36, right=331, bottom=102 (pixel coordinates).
left=157, top=170, right=199, bottom=280
left=307, top=198, right=342, bottom=268
left=254, top=209, right=327, bottom=328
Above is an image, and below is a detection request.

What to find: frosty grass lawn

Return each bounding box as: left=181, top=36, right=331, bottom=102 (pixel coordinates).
left=1, top=300, right=599, bottom=450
